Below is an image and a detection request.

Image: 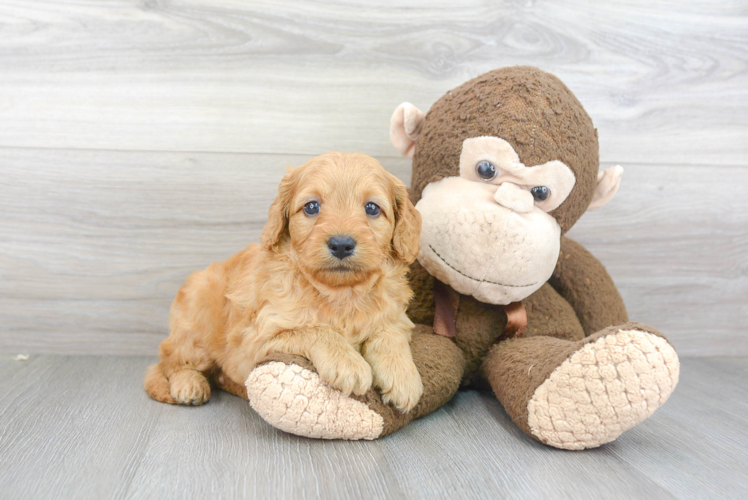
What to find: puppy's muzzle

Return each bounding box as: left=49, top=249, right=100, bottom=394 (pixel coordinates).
left=327, top=235, right=356, bottom=260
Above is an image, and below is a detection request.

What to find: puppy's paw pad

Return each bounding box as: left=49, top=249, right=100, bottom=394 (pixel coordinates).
left=246, top=362, right=383, bottom=440
left=170, top=370, right=211, bottom=406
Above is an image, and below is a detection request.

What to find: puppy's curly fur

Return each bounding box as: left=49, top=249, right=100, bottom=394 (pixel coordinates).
left=145, top=152, right=423, bottom=412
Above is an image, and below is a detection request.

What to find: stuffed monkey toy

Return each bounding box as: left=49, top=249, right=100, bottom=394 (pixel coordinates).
left=226, top=66, right=680, bottom=450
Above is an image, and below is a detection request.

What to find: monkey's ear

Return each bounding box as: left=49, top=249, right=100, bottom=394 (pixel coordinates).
left=391, top=177, right=422, bottom=263
left=390, top=102, right=426, bottom=159
left=261, top=169, right=297, bottom=250
left=588, top=165, right=623, bottom=211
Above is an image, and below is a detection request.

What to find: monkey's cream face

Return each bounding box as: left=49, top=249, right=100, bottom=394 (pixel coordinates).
left=415, top=136, right=576, bottom=305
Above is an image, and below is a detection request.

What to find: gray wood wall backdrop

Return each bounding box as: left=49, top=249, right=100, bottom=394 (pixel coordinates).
left=0, top=0, right=746, bottom=357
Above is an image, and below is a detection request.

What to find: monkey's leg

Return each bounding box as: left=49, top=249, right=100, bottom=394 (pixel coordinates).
left=245, top=325, right=466, bottom=440
left=482, top=322, right=679, bottom=450
left=213, top=368, right=250, bottom=400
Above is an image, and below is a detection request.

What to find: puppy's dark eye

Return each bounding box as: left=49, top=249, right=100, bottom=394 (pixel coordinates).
left=476, top=160, right=497, bottom=180
left=303, top=201, right=320, bottom=216
left=531, top=186, right=550, bottom=202
left=365, top=202, right=381, bottom=217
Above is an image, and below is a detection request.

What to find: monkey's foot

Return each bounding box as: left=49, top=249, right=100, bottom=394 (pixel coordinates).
left=486, top=323, right=680, bottom=450
left=246, top=354, right=384, bottom=440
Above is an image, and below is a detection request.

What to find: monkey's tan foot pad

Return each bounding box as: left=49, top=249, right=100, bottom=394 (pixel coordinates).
left=527, top=327, right=679, bottom=450
left=246, top=359, right=384, bottom=440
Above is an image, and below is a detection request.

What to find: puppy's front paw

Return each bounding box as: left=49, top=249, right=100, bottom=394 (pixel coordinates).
left=377, top=362, right=423, bottom=413
left=317, top=351, right=373, bottom=397
left=170, top=369, right=211, bottom=405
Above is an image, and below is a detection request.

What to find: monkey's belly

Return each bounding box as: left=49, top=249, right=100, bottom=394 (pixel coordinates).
left=454, top=283, right=585, bottom=384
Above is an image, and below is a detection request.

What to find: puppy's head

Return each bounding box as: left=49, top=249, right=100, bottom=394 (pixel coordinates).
left=261, top=152, right=421, bottom=287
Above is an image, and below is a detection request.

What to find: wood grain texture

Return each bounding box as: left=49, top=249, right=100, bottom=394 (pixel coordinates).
left=1, top=148, right=744, bottom=356
left=0, top=147, right=410, bottom=355
left=0, top=1, right=746, bottom=355
left=0, top=0, right=746, bottom=165
left=567, top=162, right=748, bottom=356
left=0, top=355, right=746, bottom=499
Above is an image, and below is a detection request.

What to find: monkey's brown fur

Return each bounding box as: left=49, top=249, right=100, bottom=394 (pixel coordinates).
left=389, top=67, right=676, bottom=447
left=410, top=66, right=599, bottom=232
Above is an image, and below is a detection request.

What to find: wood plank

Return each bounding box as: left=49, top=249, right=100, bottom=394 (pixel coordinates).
left=125, top=393, right=405, bottom=499
left=567, top=162, right=748, bottom=356
left=0, top=356, right=165, bottom=499
left=602, top=358, right=748, bottom=498
left=1, top=148, right=745, bottom=356
left=378, top=394, right=674, bottom=499
left=0, top=0, right=745, bottom=165
left=0, top=147, right=408, bottom=355
left=0, top=356, right=745, bottom=499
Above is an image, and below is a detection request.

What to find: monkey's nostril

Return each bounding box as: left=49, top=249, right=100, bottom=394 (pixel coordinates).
left=327, top=235, right=356, bottom=260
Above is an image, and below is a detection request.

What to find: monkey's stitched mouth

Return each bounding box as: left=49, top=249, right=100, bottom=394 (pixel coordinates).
left=428, top=244, right=537, bottom=288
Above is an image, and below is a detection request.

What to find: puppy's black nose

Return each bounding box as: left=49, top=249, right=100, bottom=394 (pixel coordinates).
left=327, top=235, right=356, bottom=260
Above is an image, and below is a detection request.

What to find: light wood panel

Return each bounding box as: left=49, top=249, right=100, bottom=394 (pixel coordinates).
left=0, top=148, right=745, bottom=356
left=567, top=162, right=748, bottom=356
left=0, top=0, right=746, bottom=356
left=0, top=0, right=746, bottom=165
left=0, top=356, right=746, bottom=499
left=0, top=148, right=411, bottom=355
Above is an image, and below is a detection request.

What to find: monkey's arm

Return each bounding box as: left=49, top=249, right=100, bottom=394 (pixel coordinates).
left=406, top=260, right=436, bottom=326
left=548, top=236, right=628, bottom=337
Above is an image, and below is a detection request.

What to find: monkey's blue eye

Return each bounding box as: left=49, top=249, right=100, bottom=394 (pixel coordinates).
left=303, top=201, right=320, bottom=216
left=365, top=202, right=381, bottom=217
left=476, top=160, right=497, bottom=180
left=531, top=186, right=550, bottom=202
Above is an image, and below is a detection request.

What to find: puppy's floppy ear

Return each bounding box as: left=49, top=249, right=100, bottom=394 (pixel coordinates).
left=261, top=168, right=297, bottom=251
left=390, top=176, right=422, bottom=264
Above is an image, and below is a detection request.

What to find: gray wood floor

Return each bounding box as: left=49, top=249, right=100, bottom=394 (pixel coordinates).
left=1, top=355, right=746, bottom=499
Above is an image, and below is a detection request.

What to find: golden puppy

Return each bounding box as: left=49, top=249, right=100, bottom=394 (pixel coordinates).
left=144, top=152, right=423, bottom=412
